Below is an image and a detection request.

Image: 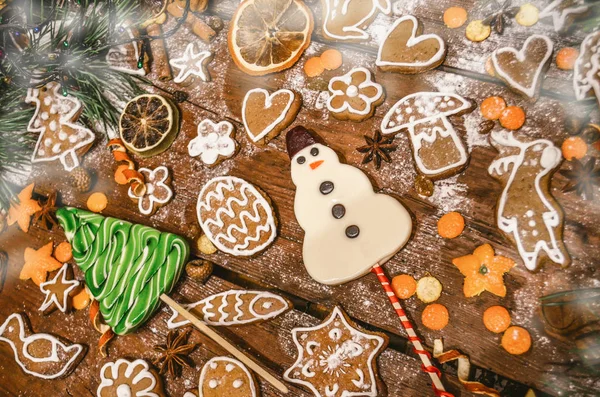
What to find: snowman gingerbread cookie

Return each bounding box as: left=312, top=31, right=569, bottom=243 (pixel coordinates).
left=286, top=126, right=412, bottom=285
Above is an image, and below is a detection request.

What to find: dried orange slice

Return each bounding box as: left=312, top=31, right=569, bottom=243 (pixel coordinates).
left=119, top=94, right=179, bottom=157
left=228, top=0, right=314, bottom=76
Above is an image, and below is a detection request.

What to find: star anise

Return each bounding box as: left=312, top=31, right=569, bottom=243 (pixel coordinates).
left=33, top=191, right=58, bottom=230
left=356, top=130, right=397, bottom=170
left=482, top=0, right=519, bottom=34
left=560, top=158, right=600, bottom=201
left=153, top=328, right=196, bottom=377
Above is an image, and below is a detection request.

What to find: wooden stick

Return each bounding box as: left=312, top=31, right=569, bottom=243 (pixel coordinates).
left=160, top=294, right=289, bottom=394
left=371, top=264, right=453, bottom=397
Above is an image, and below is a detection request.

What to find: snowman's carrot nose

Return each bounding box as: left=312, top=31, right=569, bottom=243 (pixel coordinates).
left=310, top=160, right=324, bottom=170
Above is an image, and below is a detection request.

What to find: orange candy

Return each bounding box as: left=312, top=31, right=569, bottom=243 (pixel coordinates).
left=483, top=306, right=511, bottom=333
left=437, top=212, right=465, bottom=239
left=499, top=106, right=526, bottom=130
left=561, top=136, right=587, bottom=161
left=320, top=49, right=343, bottom=71
left=501, top=326, right=532, bottom=355
left=480, top=96, right=507, bottom=120
left=87, top=192, right=108, bottom=213
left=304, top=57, right=325, bottom=77
left=53, top=242, right=73, bottom=263
left=391, top=274, right=417, bottom=299
left=443, top=7, right=468, bottom=28
left=556, top=47, right=579, bottom=71
left=422, top=303, right=449, bottom=330
left=114, top=164, right=130, bottom=185
left=72, top=288, right=91, bottom=310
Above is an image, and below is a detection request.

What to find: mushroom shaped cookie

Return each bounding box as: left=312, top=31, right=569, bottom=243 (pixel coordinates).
left=381, top=92, right=474, bottom=180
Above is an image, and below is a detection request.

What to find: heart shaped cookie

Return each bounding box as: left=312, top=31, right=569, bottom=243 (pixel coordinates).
left=376, top=15, right=446, bottom=74
left=242, top=88, right=302, bottom=145
left=492, top=35, right=553, bottom=100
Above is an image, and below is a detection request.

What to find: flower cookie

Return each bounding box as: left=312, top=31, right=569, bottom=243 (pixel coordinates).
left=242, top=88, right=301, bottom=145
left=0, top=313, right=86, bottom=379
left=128, top=166, right=173, bottom=216
left=376, top=15, right=446, bottom=74
left=284, top=306, right=388, bottom=397
left=491, top=35, right=553, bottom=100
left=321, top=0, right=390, bottom=41
left=327, top=67, right=384, bottom=122
left=574, top=31, right=600, bottom=108
left=488, top=131, right=570, bottom=270
left=196, top=176, right=277, bottom=257
left=380, top=92, right=475, bottom=180
left=188, top=119, right=238, bottom=166
left=98, top=358, right=165, bottom=397
left=199, top=357, right=258, bottom=397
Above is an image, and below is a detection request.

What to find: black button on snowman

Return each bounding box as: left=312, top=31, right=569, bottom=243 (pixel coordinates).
left=287, top=126, right=413, bottom=285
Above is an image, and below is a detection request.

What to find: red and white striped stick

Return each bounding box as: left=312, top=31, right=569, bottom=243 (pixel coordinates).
left=372, top=264, right=454, bottom=397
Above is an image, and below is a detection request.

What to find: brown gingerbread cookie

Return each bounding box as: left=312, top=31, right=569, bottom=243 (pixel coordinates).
left=38, top=263, right=81, bottom=315
left=98, top=358, right=165, bottom=397
left=321, top=0, right=391, bottom=41
left=376, top=15, right=446, bottom=74
left=199, top=357, right=259, bottom=397
left=284, top=306, right=388, bottom=397
left=488, top=131, right=570, bottom=271
left=574, top=31, right=600, bottom=107
left=327, top=67, right=384, bottom=122
left=491, top=35, right=553, bottom=100
left=242, top=88, right=301, bottom=146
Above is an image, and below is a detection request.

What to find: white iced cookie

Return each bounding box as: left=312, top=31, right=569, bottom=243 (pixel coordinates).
left=286, top=126, right=412, bottom=285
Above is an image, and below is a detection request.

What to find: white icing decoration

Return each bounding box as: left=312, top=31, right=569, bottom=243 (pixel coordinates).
left=322, top=0, right=390, bottom=41
left=169, top=42, right=212, bottom=84
left=376, top=15, right=446, bottom=70
left=38, top=264, right=80, bottom=313
left=26, top=82, right=95, bottom=172
left=166, top=290, right=289, bottom=328
left=225, top=364, right=235, bottom=372
left=380, top=91, right=469, bottom=176
left=196, top=176, right=277, bottom=256
left=539, top=0, right=588, bottom=32
left=573, top=31, right=600, bottom=107
left=98, top=358, right=160, bottom=397
left=290, top=142, right=412, bottom=285
left=0, top=313, right=84, bottom=380
left=188, top=119, right=237, bottom=165
left=242, top=88, right=297, bottom=143
left=127, top=166, right=173, bottom=216
left=327, top=67, right=383, bottom=117
left=488, top=131, right=566, bottom=271
left=116, top=384, right=132, bottom=397
left=491, top=35, right=553, bottom=99
left=199, top=357, right=257, bottom=397
left=283, top=307, right=385, bottom=397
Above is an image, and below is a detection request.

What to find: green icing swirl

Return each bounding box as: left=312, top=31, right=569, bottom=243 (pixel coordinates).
left=56, top=207, right=189, bottom=335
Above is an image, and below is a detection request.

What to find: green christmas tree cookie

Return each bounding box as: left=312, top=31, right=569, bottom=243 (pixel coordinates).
left=57, top=207, right=189, bottom=335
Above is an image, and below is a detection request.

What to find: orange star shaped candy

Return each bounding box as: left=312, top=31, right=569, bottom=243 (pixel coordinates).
left=452, top=244, right=515, bottom=298
left=7, top=184, right=42, bottom=233
left=20, top=242, right=63, bottom=286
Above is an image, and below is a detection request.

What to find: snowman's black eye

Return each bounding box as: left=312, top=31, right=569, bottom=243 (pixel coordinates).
left=310, top=147, right=319, bottom=156
left=297, top=156, right=306, bottom=164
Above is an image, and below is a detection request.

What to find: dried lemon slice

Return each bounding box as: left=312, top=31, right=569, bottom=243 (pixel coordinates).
left=228, top=0, right=314, bottom=76
left=119, top=94, right=179, bottom=157
left=416, top=275, right=443, bottom=303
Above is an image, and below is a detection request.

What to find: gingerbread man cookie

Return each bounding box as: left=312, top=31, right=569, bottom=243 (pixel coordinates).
left=327, top=67, right=384, bottom=122
left=242, top=88, right=301, bottom=146
left=491, top=35, right=553, bottom=100
left=376, top=15, right=446, bottom=74
left=286, top=126, right=412, bottom=285
left=321, top=0, right=391, bottom=41
left=98, top=358, right=165, bottom=397
left=488, top=131, right=570, bottom=271
left=196, top=176, right=277, bottom=256
left=284, top=306, right=388, bottom=397
left=199, top=357, right=258, bottom=397
left=574, top=31, right=600, bottom=108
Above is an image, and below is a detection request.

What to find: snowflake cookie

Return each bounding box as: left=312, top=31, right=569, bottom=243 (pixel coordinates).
left=188, top=119, right=238, bottom=166
left=284, top=306, right=388, bottom=397
left=327, top=67, right=384, bottom=122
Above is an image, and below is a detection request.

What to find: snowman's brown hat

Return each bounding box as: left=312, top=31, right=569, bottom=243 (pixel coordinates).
left=286, top=126, right=323, bottom=159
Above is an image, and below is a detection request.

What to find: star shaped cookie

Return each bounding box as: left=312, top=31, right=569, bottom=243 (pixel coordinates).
left=39, top=263, right=80, bottom=314
left=284, top=306, right=388, bottom=397
left=169, top=43, right=213, bottom=84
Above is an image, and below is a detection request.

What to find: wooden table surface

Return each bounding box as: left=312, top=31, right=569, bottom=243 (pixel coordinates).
left=1, top=0, right=599, bottom=396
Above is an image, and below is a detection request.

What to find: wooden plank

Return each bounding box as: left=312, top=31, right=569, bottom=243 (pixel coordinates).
left=0, top=226, right=467, bottom=397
